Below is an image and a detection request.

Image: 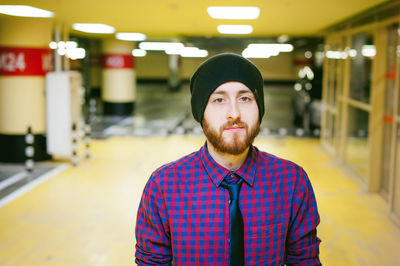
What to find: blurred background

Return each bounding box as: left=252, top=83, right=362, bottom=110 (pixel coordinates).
left=0, top=0, right=400, bottom=265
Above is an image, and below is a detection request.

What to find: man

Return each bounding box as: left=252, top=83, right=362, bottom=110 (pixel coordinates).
left=135, top=53, right=321, bottom=265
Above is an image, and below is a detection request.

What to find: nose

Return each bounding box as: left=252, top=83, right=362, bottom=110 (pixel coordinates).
left=227, top=101, right=240, bottom=121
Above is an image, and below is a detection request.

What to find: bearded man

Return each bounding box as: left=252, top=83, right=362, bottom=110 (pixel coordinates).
left=135, top=53, right=321, bottom=265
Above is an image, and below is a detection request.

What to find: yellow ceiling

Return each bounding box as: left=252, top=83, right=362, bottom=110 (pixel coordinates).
left=0, top=0, right=392, bottom=38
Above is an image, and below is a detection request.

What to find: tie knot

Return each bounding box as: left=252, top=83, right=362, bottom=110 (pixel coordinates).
left=224, top=173, right=240, bottom=184
left=221, top=176, right=243, bottom=201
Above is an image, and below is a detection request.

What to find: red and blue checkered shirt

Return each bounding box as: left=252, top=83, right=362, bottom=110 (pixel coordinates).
left=135, top=143, right=321, bottom=265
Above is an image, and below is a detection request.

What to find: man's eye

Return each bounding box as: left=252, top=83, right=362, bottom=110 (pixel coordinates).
left=240, top=96, right=252, bottom=102
left=213, top=98, right=224, bottom=103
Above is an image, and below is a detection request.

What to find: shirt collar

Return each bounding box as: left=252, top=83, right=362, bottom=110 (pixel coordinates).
left=200, top=142, right=257, bottom=187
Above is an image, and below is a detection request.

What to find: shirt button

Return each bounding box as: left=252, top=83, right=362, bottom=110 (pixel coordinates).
left=228, top=200, right=231, bottom=204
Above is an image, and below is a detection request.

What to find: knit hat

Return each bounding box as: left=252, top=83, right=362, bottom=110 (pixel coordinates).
left=190, top=53, right=264, bottom=123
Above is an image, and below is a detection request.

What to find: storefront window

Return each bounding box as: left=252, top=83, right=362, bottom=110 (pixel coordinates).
left=393, top=126, right=400, bottom=217
left=381, top=24, right=398, bottom=198
left=345, top=105, right=369, bottom=181
left=349, top=32, right=374, bottom=104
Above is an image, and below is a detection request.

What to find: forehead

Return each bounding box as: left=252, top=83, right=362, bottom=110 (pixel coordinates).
left=212, top=81, right=252, bottom=94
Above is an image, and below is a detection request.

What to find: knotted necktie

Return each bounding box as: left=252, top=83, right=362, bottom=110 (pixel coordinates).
left=221, top=174, right=245, bottom=266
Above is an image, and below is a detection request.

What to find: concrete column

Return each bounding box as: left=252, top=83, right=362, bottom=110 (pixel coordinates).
left=102, top=39, right=135, bottom=116
left=0, top=17, right=52, bottom=162
left=168, top=54, right=180, bottom=91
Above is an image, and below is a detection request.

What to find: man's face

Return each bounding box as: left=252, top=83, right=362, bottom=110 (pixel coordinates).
left=202, top=81, right=260, bottom=155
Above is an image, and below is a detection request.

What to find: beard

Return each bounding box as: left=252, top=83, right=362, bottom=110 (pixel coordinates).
left=202, top=118, right=260, bottom=155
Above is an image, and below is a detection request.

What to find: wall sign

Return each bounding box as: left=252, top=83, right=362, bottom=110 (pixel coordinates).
left=103, top=54, right=134, bottom=69
left=0, top=47, right=52, bottom=76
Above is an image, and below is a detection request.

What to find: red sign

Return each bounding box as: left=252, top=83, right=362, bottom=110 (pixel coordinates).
left=0, top=47, right=52, bottom=76
left=384, top=115, right=394, bottom=124
left=103, top=54, right=134, bottom=69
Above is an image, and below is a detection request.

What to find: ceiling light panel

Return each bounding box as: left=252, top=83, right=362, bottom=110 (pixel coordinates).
left=116, top=32, right=146, bottom=41
left=132, top=49, right=147, bottom=57
left=72, top=23, right=115, bottom=34
left=207, top=6, right=260, bottom=20
left=0, top=5, right=54, bottom=17
left=139, top=42, right=184, bottom=51
left=217, top=25, right=253, bottom=34
left=247, top=43, right=294, bottom=52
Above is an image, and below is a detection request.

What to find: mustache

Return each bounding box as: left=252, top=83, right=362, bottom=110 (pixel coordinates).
left=220, top=120, right=248, bottom=131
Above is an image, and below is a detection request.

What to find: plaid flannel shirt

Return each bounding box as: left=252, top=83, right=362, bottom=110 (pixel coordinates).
left=135, top=143, right=321, bottom=265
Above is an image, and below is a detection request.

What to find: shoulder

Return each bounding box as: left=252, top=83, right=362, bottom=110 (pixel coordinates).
left=148, top=149, right=200, bottom=183
left=254, top=147, right=311, bottom=190
left=256, top=147, right=305, bottom=174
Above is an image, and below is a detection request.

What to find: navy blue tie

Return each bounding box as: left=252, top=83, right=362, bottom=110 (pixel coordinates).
left=221, top=175, right=245, bottom=266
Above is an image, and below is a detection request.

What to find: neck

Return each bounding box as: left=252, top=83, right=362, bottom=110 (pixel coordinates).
left=206, top=140, right=250, bottom=171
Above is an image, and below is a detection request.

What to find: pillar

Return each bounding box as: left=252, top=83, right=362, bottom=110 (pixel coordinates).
left=102, top=39, right=136, bottom=116
left=0, top=17, right=52, bottom=162
left=168, top=54, right=181, bottom=91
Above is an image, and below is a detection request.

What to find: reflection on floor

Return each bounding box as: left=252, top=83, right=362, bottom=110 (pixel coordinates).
left=0, top=136, right=399, bottom=265
left=0, top=162, right=69, bottom=208
left=345, top=138, right=369, bottom=182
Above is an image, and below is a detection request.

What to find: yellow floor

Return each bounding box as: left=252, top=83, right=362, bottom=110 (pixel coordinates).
left=1, top=136, right=400, bottom=265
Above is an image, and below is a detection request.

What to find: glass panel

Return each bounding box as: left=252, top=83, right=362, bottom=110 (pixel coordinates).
left=330, top=56, right=337, bottom=106
left=345, top=106, right=369, bottom=181
left=327, top=41, right=342, bottom=107
left=329, top=114, right=336, bottom=148
left=349, top=32, right=374, bottom=103
left=326, top=112, right=332, bottom=144
left=381, top=24, right=398, bottom=199
left=393, top=126, right=400, bottom=218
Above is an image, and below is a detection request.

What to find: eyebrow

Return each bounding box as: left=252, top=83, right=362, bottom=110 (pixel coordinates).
left=211, top=90, right=253, bottom=96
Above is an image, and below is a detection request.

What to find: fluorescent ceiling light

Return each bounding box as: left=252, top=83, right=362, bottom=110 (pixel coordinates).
left=139, top=42, right=184, bottom=51
left=217, top=25, right=253, bottom=34
left=72, top=23, right=115, bottom=34
left=348, top=49, right=357, bottom=57
left=207, top=6, right=260, bottom=20
left=165, top=47, right=183, bottom=55
left=116, top=32, right=146, bottom=41
left=325, top=50, right=347, bottom=59
left=243, top=43, right=294, bottom=58
left=247, top=43, right=293, bottom=52
left=165, top=46, right=208, bottom=57
left=277, top=35, right=289, bottom=43
left=0, top=5, right=54, bottom=17
left=242, top=48, right=274, bottom=58
left=180, top=47, right=208, bottom=58
left=66, top=48, right=86, bottom=60
left=66, top=41, right=78, bottom=49
left=361, top=45, right=376, bottom=57
left=132, top=49, right=147, bottom=57
left=49, top=41, right=57, bottom=49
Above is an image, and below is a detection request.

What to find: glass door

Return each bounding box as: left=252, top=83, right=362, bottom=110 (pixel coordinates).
left=381, top=23, right=398, bottom=201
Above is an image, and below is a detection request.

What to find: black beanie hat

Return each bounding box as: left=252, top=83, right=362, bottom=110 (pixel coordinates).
left=190, top=53, right=264, bottom=123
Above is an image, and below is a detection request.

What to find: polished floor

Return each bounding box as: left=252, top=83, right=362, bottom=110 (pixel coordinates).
left=1, top=83, right=399, bottom=265
left=0, top=135, right=400, bottom=265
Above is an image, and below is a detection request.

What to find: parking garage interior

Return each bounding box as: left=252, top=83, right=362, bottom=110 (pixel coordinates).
left=1, top=0, right=400, bottom=265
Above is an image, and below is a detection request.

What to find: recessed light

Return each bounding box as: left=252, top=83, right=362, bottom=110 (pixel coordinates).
left=0, top=5, right=54, bottom=17
left=139, top=42, right=184, bottom=51
left=132, top=49, right=147, bottom=57
left=247, top=44, right=294, bottom=52
left=217, top=25, right=253, bottom=34
left=180, top=47, right=208, bottom=58
left=207, top=6, right=260, bottom=20
left=72, top=23, right=115, bottom=34
left=116, top=32, right=147, bottom=41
